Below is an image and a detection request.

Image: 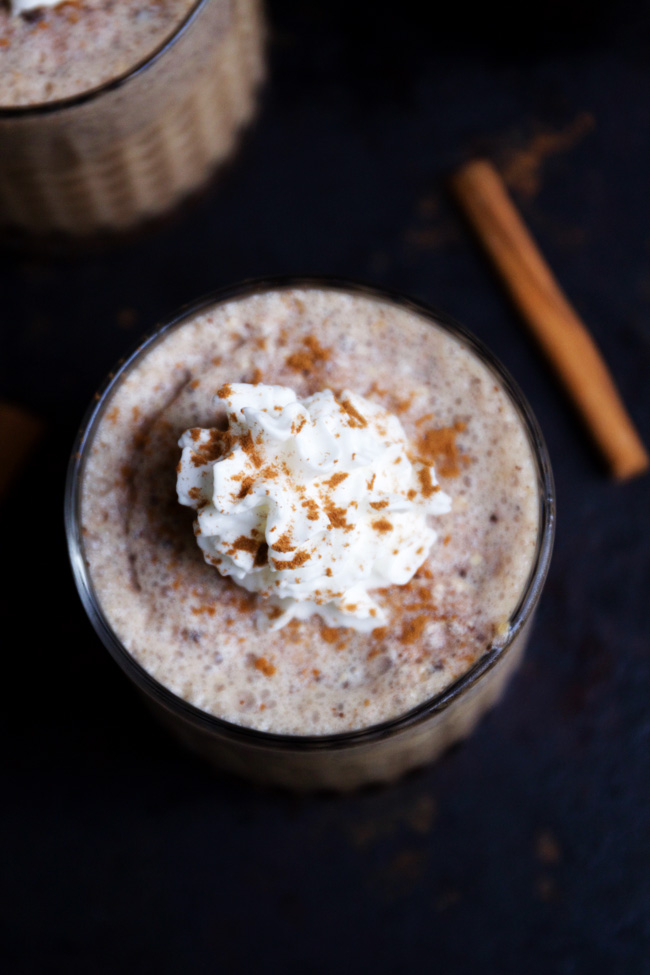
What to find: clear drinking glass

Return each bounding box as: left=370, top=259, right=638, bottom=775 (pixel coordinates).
left=0, top=0, right=264, bottom=239
left=65, top=278, right=555, bottom=791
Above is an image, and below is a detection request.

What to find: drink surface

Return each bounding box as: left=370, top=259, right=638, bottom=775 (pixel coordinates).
left=80, top=287, right=540, bottom=735
left=0, top=0, right=197, bottom=106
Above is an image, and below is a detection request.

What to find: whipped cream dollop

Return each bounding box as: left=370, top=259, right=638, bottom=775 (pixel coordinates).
left=10, top=0, right=64, bottom=14
left=177, top=383, right=451, bottom=631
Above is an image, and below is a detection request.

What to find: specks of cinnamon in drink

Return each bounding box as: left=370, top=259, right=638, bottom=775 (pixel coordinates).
left=418, top=421, right=467, bottom=478
left=253, top=656, right=276, bottom=676
left=286, top=335, right=331, bottom=373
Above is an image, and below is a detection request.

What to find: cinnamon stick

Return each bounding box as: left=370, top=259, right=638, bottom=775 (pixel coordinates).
left=0, top=401, right=44, bottom=502
left=450, top=158, right=649, bottom=480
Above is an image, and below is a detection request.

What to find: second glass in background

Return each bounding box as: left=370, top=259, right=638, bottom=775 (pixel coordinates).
left=0, top=0, right=265, bottom=239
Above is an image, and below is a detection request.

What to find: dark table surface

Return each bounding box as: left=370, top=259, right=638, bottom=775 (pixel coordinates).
left=2, top=2, right=650, bottom=972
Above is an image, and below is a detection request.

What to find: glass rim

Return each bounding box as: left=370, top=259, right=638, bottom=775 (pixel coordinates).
left=0, top=0, right=207, bottom=117
left=65, top=275, right=556, bottom=753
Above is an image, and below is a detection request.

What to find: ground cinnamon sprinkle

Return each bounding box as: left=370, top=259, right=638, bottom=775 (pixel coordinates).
left=285, top=350, right=315, bottom=372
left=336, top=395, right=368, bottom=428
left=223, top=584, right=259, bottom=615
left=400, top=614, right=430, bottom=644
left=303, top=334, right=327, bottom=355
left=393, top=392, right=415, bottom=414
left=286, top=335, right=331, bottom=372
left=320, top=626, right=344, bottom=644
left=231, top=535, right=260, bottom=555
left=325, top=471, right=349, bottom=488
left=239, top=430, right=263, bottom=468
left=272, top=550, right=311, bottom=571
left=273, top=532, right=296, bottom=553
left=254, top=657, right=276, bottom=676
left=191, top=605, right=216, bottom=616
left=369, top=500, right=389, bottom=510
left=411, top=581, right=438, bottom=605
left=325, top=502, right=352, bottom=530
left=237, top=475, right=255, bottom=498
left=366, top=627, right=389, bottom=659
left=190, top=429, right=232, bottom=467
left=372, top=518, right=393, bottom=534
left=418, top=421, right=467, bottom=477
left=416, top=466, right=440, bottom=498
left=283, top=619, right=304, bottom=643
left=301, top=497, right=320, bottom=521
left=217, top=383, right=233, bottom=400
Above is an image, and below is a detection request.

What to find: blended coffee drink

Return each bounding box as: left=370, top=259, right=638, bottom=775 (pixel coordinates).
left=0, top=0, right=264, bottom=235
left=68, top=281, right=554, bottom=789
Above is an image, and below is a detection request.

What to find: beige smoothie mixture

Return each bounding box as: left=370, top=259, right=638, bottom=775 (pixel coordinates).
left=80, top=286, right=540, bottom=735
left=0, top=0, right=198, bottom=106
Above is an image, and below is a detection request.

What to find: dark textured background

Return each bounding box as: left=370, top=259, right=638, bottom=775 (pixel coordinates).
left=2, top=1, right=650, bottom=972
